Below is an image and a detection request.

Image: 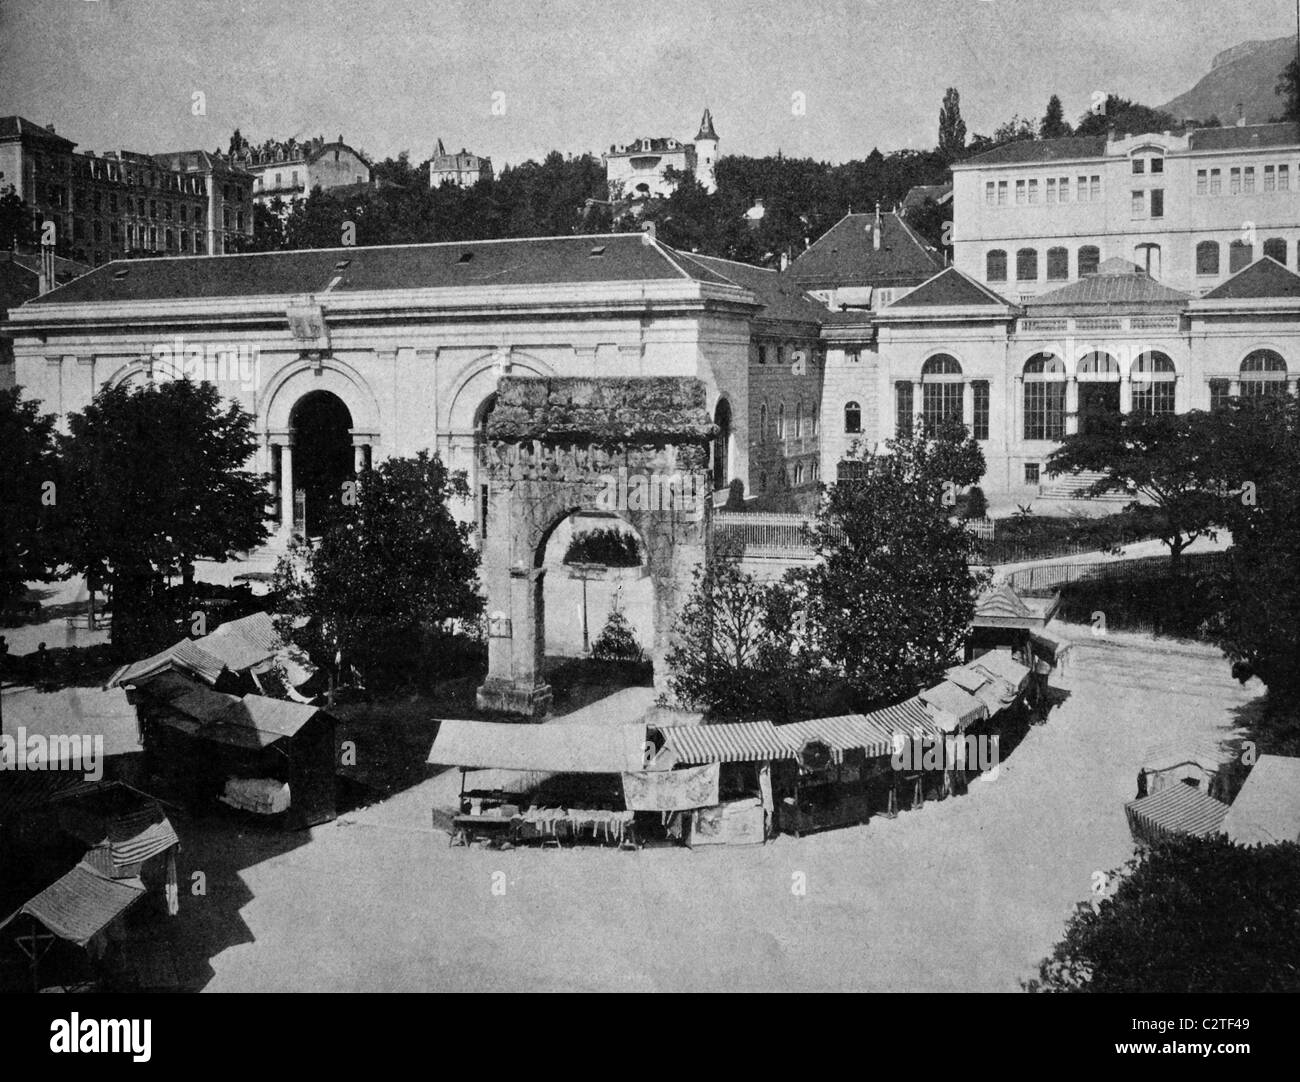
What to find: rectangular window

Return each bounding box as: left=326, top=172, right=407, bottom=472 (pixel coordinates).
left=1024, top=463, right=1040, bottom=485
left=997, top=180, right=1008, bottom=205
left=1132, top=159, right=1145, bottom=174
left=1265, top=165, right=1276, bottom=192
left=1151, top=158, right=1164, bottom=174
left=922, top=382, right=963, bottom=430
left=1024, top=381, right=1065, bottom=441
left=973, top=381, right=989, bottom=441
left=1133, top=380, right=1176, bottom=415
left=1150, top=189, right=1164, bottom=218
left=1230, top=168, right=1241, bottom=194
left=1077, top=176, right=1089, bottom=202
left=1280, top=164, right=1290, bottom=191
left=1046, top=178, right=1057, bottom=203
left=1090, top=175, right=1101, bottom=200
left=1027, top=179, right=1039, bottom=204
left=1210, top=168, right=1221, bottom=195
left=985, top=181, right=996, bottom=205
left=1131, top=190, right=1145, bottom=217
left=1209, top=380, right=1231, bottom=412
left=1243, top=167, right=1255, bottom=193
left=896, top=383, right=914, bottom=439
left=1197, top=169, right=1208, bottom=195
left=1059, top=177, right=1070, bottom=202
left=1015, top=179, right=1026, bottom=205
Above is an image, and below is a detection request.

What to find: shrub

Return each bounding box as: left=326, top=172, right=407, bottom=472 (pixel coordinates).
left=563, top=528, right=641, bottom=567
left=964, top=486, right=987, bottom=520
left=591, top=607, right=644, bottom=663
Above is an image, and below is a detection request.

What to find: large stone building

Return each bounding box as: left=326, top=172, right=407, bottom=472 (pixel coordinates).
left=604, top=109, right=719, bottom=198
left=232, top=134, right=371, bottom=211
left=428, top=139, right=493, bottom=188
left=950, top=122, right=1300, bottom=298
left=0, top=117, right=255, bottom=264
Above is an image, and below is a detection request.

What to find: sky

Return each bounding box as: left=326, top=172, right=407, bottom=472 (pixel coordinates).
left=0, top=0, right=1294, bottom=168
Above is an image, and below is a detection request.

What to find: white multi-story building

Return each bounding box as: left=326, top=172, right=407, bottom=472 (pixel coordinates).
left=604, top=109, right=718, bottom=198
left=428, top=139, right=493, bottom=188
left=951, top=122, right=1300, bottom=299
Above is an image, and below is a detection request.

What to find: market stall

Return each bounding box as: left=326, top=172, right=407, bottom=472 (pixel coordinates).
left=655, top=721, right=793, bottom=845
left=1136, top=740, right=1235, bottom=802
left=1125, top=784, right=1229, bottom=848
left=428, top=719, right=648, bottom=848
left=773, top=714, right=896, bottom=836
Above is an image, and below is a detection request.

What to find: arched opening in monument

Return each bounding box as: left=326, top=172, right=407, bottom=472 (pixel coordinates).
left=712, top=398, right=732, bottom=494
left=290, top=390, right=354, bottom=537
left=536, top=510, right=654, bottom=663
left=473, top=393, right=498, bottom=542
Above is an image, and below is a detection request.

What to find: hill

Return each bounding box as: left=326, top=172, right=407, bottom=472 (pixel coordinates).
left=1160, top=36, right=1297, bottom=124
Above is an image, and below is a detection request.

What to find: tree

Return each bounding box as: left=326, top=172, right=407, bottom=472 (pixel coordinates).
left=1045, top=411, right=1224, bottom=574
left=1074, top=95, right=1179, bottom=138
left=937, top=87, right=967, bottom=161
left=0, top=388, right=59, bottom=604
left=1041, top=94, right=1071, bottom=139
left=1201, top=394, right=1300, bottom=706
left=0, top=183, right=33, bottom=251
left=990, top=115, right=1037, bottom=145
left=1276, top=57, right=1300, bottom=122
left=54, top=379, right=269, bottom=656
left=249, top=202, right=285, bottom=251
left=591, top=607, right=644, bottom=663
left=800, top=417, right=988, bottom=707
left=273, top=452, right=481, bottom=695
left=1028, top=836, right=1300, bottom=992
left=665, top=549, right=813, bottom=720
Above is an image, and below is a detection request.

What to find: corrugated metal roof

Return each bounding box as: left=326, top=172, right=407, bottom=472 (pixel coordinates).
left=106, top=638, right=228, bottom=689
left=199, top=612, right=281, bottom=672
left=0, top=863, right=145, bottom=947
left=428, top=719, right=647, bottom=774
left=1125, top=785, right=1229, bottom=843
left=1223, top=755, right=1300, bottom=846
left=1024, top=267, right=1189, bottom=309
left=660, top=721, right=796, bottom=764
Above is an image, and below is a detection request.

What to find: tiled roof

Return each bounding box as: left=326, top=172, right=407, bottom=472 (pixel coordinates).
left=27, top=234, right=726, bottom=306
left=1202, top=257, right=1300, bottom=300
left=957, top=135, right=1108, bottom=167
left=677, top=251, right=831, bottom=324
left=788, top=211, right=942, bottom=288
left=0, top=116, right=77, bottom=147
left=1189, top=122, right=1300, bottom=152
left=902, top=183, right=952, bottom=209
left=888, top=266, right=1013, bottom=308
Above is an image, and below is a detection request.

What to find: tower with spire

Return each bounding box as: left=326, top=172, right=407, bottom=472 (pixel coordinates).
left=693, top=108, right=718, bottom=194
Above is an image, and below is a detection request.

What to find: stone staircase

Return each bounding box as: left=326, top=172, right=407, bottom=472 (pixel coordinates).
left=1038, top=469, right=1130, bottom=502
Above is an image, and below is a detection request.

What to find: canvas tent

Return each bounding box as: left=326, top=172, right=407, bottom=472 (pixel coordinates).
left=428, top=719, right=647, bottom=774
left=1222, top=755, right=1300, bottom=847
left=1125, top=784, right=1229, bottom=846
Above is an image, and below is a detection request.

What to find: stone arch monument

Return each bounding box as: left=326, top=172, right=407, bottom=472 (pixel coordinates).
left=475, top=376, right=715, bottom=716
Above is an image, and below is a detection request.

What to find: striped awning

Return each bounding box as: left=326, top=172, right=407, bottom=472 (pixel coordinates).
left=660, top=721, right=796, bottom=764
left=1125, top=785, right=1229, bottom=845
left=61, top=802, right=179, bottom=878
left=0, top=863, right=145, bottom=947
left=862, top=696, right=943, bottom=741
left=777, top=715, right=896, bottom=762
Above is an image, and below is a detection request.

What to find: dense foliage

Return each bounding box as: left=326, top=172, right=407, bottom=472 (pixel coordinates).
left=1028, top=836, right=1300, bottom=993
left=273, top=452, right=482, bottom=694
left=0, top=388, right=59, bottom=604
left=564, top=528, right=641, bottom=567
left=53, top=380, right=268, bottom=656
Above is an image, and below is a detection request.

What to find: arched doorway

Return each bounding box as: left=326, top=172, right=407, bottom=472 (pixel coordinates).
left=473, top=393, right=498, bottom=541
left=1077, top=351, right=1120, bottom=435
left=290, top=390, right=354, bottom=537
left=712, top=398, right=732, bottom=493
left=538, top=511, right=653, bottom=660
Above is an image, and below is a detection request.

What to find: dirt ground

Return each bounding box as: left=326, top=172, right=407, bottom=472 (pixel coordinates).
left=143, top=623, right=1255, bottom=993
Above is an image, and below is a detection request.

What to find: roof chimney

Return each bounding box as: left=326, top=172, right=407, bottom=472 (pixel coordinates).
left=1236, top=103, right=1246, bottom=127
left=38, top=243, right=55, bottom=296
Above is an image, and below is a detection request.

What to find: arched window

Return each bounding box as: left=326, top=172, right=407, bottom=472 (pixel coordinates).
left=1016, top=248, right=1038, bottom=281
left=844, top=400, right=861, bottom=434
left=777, top=403, right=786, bottom=440
left=1240, top=349, right=1288, bottom=397
left=921, top=354, right=963, bottom=429
left=1229, top=240, right=1253, bottom=273
left=1131, top=351, right=1176, bottom=415
left=1077, top=351, right=1120, bottom=379
left=986, top=249, right=1007, bottom=282
left=795, top=400, right=804, bottom=438
left=1135, top=242, right=1161, bottom=278
left=759, top=402, right=768, bottom=442
left=1046, top=247, right=1069, bottom=280
left=1196, top=240, right=1220, bottom=277
left=1078, top=245, right=1100, bottom=277
left=1263, top=237, right=1287, bottom=265
left=1023, top=353, right=1066, bottom=441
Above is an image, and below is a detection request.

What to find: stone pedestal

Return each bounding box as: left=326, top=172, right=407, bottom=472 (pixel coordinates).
left=475, top=566, right=552, bottom=718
